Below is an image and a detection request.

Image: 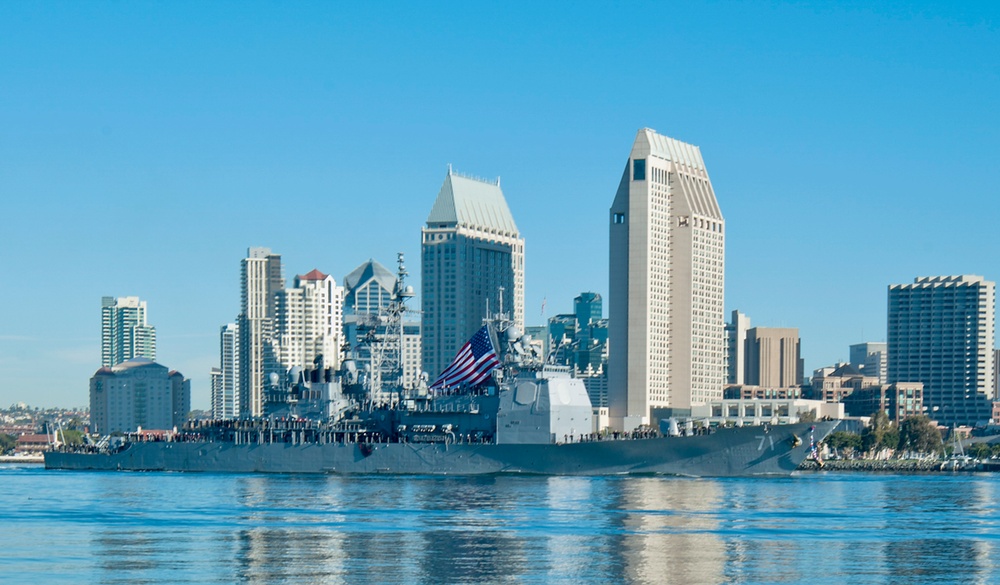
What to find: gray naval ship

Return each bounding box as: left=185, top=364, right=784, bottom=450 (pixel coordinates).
left=46, top=258, right=836, bottom=477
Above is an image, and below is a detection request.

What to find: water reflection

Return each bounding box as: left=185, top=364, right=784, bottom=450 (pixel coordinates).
left=609, top=478, right=726, bottom=584
left=11, top=468, right=1000, bottom=584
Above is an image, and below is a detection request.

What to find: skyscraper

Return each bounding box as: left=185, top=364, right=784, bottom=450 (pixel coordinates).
left=421, top=168, right=524, bottom=379
left=238, top=247, right=284, bottom=417
left=274, top=269, right=344, bottom=371
left=101, top=296, right=156, bottom=368
left=212, top=322, right=239, bottom=420
left=343, top=259, right=397, bottom=316
left=888, top=275, right=996, bottom=427
left=609, top=129, right=726, bottom=429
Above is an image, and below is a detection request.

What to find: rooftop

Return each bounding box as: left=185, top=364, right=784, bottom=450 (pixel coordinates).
left=426, top=168, right=519, bottom=235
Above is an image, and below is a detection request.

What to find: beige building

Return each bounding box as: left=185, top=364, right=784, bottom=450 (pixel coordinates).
left=609, top=129, right=726, bottom=430
left=745, top=327, right=803, bottom=388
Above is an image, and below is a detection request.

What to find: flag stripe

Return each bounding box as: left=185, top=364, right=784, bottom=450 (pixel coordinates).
left=430, top=325, right=499, bottom=391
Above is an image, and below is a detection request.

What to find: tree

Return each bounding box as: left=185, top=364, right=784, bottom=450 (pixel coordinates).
left=969, top=442, right=992, bottom=459
left=799, top=409, right=817, bottom=423
left=825, top=431, right=863, bottom=457
left=898, top=415, right=943, bottom=455
left=0, top=433, right=15, bottom=454
left=61, top=430, right=84, bottom=446
left=862, top=411, right=899, bottom=455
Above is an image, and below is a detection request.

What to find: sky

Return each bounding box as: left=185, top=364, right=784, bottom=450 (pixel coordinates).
left=1, top=1, right=998, bottom=410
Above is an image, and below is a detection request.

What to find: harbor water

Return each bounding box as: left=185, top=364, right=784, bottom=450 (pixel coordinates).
left=2, top=465, right=998, bottom=584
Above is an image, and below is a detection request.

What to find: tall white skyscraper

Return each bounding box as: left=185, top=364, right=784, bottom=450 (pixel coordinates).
left=275, top=269, right=344, bottom=371
left=609, top=129, right=726, bottom=429
left=101, top=296, right=156, bottom=368
left=421, top=168, right=524, bottom=379
left=888, top=275, right=996, bottom=427
left=238, top=247, right=284, bottom=417
left=212, top=322, right=239, bottom=420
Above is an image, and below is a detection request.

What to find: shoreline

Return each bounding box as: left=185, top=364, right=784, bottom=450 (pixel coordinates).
left=0, top=455, right=44, bottom=464
left=799, top=458, right=980, bottom=472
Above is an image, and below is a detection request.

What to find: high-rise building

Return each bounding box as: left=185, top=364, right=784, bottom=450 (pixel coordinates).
left=101, top=296, right=156, bottom=368
left=725, top=310, right=751, bottom=385
left=849, top=342, right=887, bottom=384
left=238, top=247, right=284, bottom=417
left=344, top=259, right=397, bottom=316
left=275, top=269, right=344, bottom=371
left=90, top=357, right=190, bottom=434
left=210, top=367, right=223, bottom=418
left=575, top=292, right=602, bottom=329
left=421, top=168, right=524, bottom=379
left=211, top=322, right=239, bottom=420
left=888, top=275, right=996, bottom=427
left=609, top=129, right=726, bottom=429
left=745, top=327, right=803, bottom=388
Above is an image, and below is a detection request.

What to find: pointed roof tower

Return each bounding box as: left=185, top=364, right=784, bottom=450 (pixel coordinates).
left=426, top=168, right=519, bottom=236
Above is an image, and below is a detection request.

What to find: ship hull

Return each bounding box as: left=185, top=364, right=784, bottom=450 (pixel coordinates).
left=45, top=421, right=837, bottom=477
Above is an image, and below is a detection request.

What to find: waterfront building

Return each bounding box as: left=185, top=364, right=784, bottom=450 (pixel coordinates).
left=888, top=275, right=996, bottom=427
left=850, top=342, right=887, bottom=384
left=211, top=323, right=239, bottom=420
left=275, top=269, right=344, bottom=371
left=421, top=168, right=524, bottom=379
left=812, top=363, right=879, bottom=403
left=101, top=296, right=156, bottom=368
left=724, top=385, right=803, bottom=400
left=840, top=382, right=924, bottom=421
left=725, top=310, right=751, bottom=385
left=693, top=398, right=842, bottom=427
left=745, top=327, right=803, bottom=389
left=609, top=129, right=726, bottom=430
left=89, top=357, right=190, bottom=434
left=238, top=247, right=284, bottom=417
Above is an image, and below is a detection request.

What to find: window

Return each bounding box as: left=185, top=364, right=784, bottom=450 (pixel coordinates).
left=633, top=159, right=646, bottom=181
left=613, top=212, right=625, bottom=224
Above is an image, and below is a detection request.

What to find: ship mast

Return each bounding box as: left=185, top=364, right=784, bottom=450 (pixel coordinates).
left=367, top=253, right=414, bottom=404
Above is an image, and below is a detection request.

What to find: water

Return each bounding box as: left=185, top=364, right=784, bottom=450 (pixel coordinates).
left=2, top=466, right=999, bottom=584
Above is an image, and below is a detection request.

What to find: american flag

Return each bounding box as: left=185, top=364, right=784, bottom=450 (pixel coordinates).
left=430, top=325, right=500, bottom=391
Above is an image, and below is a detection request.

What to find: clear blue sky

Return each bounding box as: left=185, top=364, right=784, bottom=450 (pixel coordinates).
left=1, top=2, right=997, bottom=409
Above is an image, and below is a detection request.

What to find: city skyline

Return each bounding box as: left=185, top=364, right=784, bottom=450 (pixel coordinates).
left=1, top=3, right=998, bottom=409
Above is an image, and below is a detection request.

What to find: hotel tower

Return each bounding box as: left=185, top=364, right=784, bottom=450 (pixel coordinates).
left=421, top=168, right=524, bottom=380
left=609, top=129, right=726, bottom=430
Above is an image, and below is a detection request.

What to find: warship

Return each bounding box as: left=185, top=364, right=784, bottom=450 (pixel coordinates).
left=46, top=256, right=837, bottom=477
